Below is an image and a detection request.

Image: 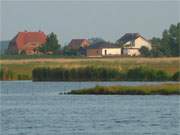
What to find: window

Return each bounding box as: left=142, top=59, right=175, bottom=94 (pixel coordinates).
left=104, top=50, right=107, bottom=55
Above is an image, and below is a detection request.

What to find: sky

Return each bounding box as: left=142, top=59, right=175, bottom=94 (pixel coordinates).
left=1, top=0, right=180, bottom=45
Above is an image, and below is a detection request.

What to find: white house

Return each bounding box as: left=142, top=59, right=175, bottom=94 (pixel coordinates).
left=117, top=33, right=152, bottom=56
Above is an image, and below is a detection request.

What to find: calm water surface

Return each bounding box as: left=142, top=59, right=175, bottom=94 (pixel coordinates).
left=0, top=81, right=180, bottom=135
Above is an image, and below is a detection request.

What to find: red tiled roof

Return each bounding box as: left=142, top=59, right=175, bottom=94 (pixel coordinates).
left=14, top=32, right=47, bottom=49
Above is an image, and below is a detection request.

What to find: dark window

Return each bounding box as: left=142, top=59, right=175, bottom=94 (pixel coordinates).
left=105, top=50, right=107, bottom=55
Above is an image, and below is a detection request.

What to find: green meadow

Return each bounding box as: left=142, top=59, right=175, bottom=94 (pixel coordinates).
left=0, top=57, right=179, bottom=80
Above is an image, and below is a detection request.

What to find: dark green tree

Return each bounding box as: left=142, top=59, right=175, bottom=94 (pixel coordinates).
left=150, top=22, right=180, bottom=56
left=139, top=46, right=151, bottom=56
left=39, top=32, right=60, bottom=53
left=88, top=37, right=106, bottom=45
left=160, top=23, right=180, bottom=56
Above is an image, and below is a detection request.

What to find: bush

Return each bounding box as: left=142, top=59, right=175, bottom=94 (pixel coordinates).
left=0, top=68, right=14, bottom=80
left=139, top=46, right=151, bottom=56
left=126, top=67, right=170, bottom=81
left=172, top=71, right=180, bottom=81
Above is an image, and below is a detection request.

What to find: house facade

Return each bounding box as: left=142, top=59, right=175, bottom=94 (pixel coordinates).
left=86, top=42, right=121, bottom=57
left=7, top=31, right=47, bottom=55
left=67, top=39, right=90, bottom=55
left=68, top=39, right=90, bottom=50
left=117, top=33, right=152, bottom=56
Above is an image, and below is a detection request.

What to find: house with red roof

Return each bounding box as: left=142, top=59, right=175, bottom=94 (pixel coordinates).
left=7, top=31, right=47, bottom=55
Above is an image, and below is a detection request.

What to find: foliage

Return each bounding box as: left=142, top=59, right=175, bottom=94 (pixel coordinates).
left=139, top=46, right=151, bottom=57
left=1, top=57, right=179, bottom=80
left=150, top=48, right=164, bottom=57
left=32, top=66, right=173, bottom=81
left=38, top=32, right=60, bottom=53
left=17, top=74, right=30, bottom=80
left=172, top=71, right=180, bottom=81
left=32, top=66, right=123, bottom=81
left=62, top=45, right=81, bottom=56
left=0, top=68, right=14, bottom=80
left=151, top=22, right=180, bottom=56
left=126, top=66, right=170, bottom=81
left=88, top=37, right=106, bottom=45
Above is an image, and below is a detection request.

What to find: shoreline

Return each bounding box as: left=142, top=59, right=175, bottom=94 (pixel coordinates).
left=67, top=83, right=180, bottom=95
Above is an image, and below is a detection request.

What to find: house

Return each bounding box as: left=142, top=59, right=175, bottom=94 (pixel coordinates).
left=116, top=33, right=152, bottom=56
left=68, top=39, right=90, bottom=50
left=7, top=31, right=47, bottom=55
left=67, top=39, right=90, bottom=55
left=86, top=42, right=121, bottom=57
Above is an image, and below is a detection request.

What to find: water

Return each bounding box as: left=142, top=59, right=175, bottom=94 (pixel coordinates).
left=0, top=81, right=180, bottom=135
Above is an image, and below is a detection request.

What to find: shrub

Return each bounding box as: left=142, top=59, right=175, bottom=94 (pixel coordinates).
left=0, top=68, right=14, bottom=80
left=126, top=67, right=170, bottom=81
left=172, top=71, right=180, bottom=81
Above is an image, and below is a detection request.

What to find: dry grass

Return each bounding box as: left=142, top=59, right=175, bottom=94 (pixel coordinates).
left=0, top=57, right=180, bottom=80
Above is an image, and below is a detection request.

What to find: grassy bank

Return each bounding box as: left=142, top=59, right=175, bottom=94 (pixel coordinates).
left=0, top=57, right=179, bottom=80
left=0, top=54, right=82, bottom=59
left=67, top=83, right=180, bottom=95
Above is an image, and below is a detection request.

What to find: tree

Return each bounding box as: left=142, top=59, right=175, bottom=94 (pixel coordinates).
left=150, top=49, right=164, bottom=57
left=151, top=22, right=180, bottom=56
left=160, top=23, right=180, bottom=56
left=39, top=32, right=60, bottom=53
left=172, top=71, right=180, bottom=81
left=62, top=45, right=80, bottom=56
left=88, top=37, right=106, bottom=45
left=151, top=37, right=161, bottom=47
left=139, top=46, right=151, bottom=56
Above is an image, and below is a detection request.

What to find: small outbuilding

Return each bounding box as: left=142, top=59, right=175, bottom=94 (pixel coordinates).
left=86, top=42, right=121, bottom=57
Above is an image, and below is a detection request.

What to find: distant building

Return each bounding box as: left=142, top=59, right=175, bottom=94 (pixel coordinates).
left=86, top=42, right=121, bottom=57
left=68, top=39, right=90, bottom=50
left=117, top=33, right=152, bottom=56
left=7, top=31, right=47, bottom=55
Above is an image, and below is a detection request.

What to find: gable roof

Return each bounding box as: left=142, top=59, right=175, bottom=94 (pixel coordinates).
left=116, top=33, right=150, bottom=45
left=87, top=42, right=119, bottom=49
left=11, top=31, right=47, bottom=49
left=68, top=39, right=89, bottom=48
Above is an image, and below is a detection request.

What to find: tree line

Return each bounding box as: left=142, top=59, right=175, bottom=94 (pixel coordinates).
left=140, top=23, right=180, bottom=57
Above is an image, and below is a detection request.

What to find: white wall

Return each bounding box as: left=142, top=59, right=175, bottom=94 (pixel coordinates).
left=123, top=48, right=140, bottom=56
left=134, top=37, right=152, bottom=50
left=102, top=48, right=121, bottom=56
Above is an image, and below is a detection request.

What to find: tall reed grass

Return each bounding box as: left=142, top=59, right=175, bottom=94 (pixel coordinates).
left=32, top=66, right=176, bottom=81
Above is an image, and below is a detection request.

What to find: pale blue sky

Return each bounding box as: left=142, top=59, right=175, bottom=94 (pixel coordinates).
left=1, top=0, right=180, bottom=45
